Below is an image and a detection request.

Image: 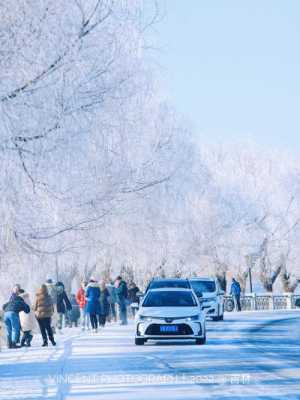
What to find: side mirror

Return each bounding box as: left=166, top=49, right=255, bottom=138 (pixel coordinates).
left=295, top=298, right=300, bottom=308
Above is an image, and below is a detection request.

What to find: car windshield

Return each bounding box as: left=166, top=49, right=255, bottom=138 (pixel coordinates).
left=190, top=280, right=216, bottom=295
left=142, top=291, right=197, bottom=307
left=148, top=280, right=190, bottom=290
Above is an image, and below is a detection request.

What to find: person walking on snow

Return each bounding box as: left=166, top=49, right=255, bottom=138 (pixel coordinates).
left=45, top=278, right=58, bottom=332
left=106, top=280, right=117, bottom=322
left=34, top=284, right=56, bottom=347
left=115, top=276, right=128, bottom=325
left=55, top=282, right=72, bottom=332
left=99, top=281, right=110, bottom=327
left=68, top=294, right=80, bottom=327
left=85, top=277, right=101, bottom=333
left=76, top=280, right=90, bottom=331
left=18, top=289, right=37, bottom=347
left=128, top=282, right=140, bottom=317
left=230, top=278, right=242, bottom=311
left=2, top=287, right=30, bottom=348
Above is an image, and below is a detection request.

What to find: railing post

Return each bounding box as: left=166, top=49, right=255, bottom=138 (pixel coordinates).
left=285, top=293, right=292, bottom=310
left=270, top=294, right=274, bottom=310
left=251, top=292, right=257, bottom=311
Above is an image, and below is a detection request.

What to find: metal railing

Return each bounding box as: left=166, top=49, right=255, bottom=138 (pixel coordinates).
left=224, top=293, right=300, bottom=312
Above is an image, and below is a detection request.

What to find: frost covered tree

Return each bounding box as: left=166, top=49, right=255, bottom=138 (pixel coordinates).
left=0, top=0, right=193, bottom=296
left=1, top=1, right=300, bottom=299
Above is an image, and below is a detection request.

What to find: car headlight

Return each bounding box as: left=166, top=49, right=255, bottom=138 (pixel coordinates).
left=186, top=315, right=201, bottom=321
left=139, top=315, right=152, bottom=321
left=203, top=298, right=217, bottom=303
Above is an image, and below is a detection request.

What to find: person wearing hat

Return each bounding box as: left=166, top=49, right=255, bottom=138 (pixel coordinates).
left=2, top=286, right=30, bottom=348
left=85, top=277, right=101, bottom=333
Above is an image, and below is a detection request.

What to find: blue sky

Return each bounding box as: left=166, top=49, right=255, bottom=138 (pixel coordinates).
left=156, top=0, right=300, bottom=153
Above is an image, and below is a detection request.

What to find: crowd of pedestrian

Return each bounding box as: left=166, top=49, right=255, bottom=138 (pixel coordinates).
left=1, top=275, right=140, bottom=350
left=1, top=275, right=243, bottom=350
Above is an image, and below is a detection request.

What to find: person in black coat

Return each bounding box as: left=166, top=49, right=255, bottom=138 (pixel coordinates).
left=128, top=282, right=140, bottom=317
left=3, top=290, right=30, bottom=348
left=55, top=282, right=72, bottom=331
left=99, top=282, right=110, bottom=327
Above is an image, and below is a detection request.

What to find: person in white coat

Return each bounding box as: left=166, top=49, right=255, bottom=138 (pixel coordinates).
left=19, top=290, right=37, bottom=347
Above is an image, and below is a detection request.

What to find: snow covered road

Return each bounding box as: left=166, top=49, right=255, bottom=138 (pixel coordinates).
left=1, top=311, right=300, bottom=400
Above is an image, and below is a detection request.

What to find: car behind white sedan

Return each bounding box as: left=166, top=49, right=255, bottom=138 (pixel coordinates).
left=135, top=288, right=206, bottom=345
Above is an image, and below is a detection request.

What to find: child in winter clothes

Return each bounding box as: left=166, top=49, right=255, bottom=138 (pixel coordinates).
left=19, top=289, right=37, bottom=347
left=68, top=294, right=80, bottom=327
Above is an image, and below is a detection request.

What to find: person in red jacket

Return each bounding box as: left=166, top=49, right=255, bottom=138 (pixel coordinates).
left=76, top=280, right=90, bottom=331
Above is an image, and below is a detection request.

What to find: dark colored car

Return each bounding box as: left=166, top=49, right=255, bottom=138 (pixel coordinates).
left=145, top=278, right=191, bottom=293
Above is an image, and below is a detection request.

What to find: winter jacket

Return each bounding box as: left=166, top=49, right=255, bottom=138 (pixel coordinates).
left=56, top=282, right=72, bottom=314
left=19, top=293, right=38, bottom=332
left=76, top=287, right=87, bottom=309
left=99, top=288, right=110, bottom=316
left=3, top=295, right=30, bottom=314
left=230, top=281, right=241, bottom=296
left=128, top=286, right=140, bottom=303
left=68, top=296, right=80, bottom=322
left=34, top=290, right=54, bottom=319
left=85, top=282, right=101, bottom=314
left=115, top=281, right=128, bottom=304
left=106, top=284, right=117, bottom=304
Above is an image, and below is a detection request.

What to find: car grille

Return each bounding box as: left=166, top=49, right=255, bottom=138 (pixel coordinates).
left=145, top=324, right=193, bottom=336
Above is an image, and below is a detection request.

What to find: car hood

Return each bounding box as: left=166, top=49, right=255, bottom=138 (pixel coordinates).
left=138, top=306, right=200, bottom=318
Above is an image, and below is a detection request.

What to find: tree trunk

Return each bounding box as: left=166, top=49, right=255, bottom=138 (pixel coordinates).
left=83, top=263, right=97, bottom=282
left=215, top=271, right=227, bottom=292
left=237, top=270, right=248, bottom=294
left=259, top=256, right=283, bottom=293
left=58, top=264, right=78, bottom=295
left=258, top=239, right=282, bottom=293
left=280, top=264, right=299, bottom=293
left=214, top=262, right=228, bottom=292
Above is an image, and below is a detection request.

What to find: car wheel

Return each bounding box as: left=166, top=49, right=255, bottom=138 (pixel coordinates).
left=224, top=298, right=234, bottom=312
left=135, top=338, right=145, bottom=345
left=195, top=336, right=206, bottom=345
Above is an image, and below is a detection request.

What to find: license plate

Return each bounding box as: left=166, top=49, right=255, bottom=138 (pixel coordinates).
left=160, top=325, right=178, bottom=333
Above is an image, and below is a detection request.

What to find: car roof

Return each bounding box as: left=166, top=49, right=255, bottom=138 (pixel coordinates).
left=147, top=288, right=195, bottom=292
left=189, top=277, right=216, bottom=281
left=150, top=278, right=189, bottom=281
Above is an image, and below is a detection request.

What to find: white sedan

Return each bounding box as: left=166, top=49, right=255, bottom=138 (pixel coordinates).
left=135, top=288, right=206, bottom=345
